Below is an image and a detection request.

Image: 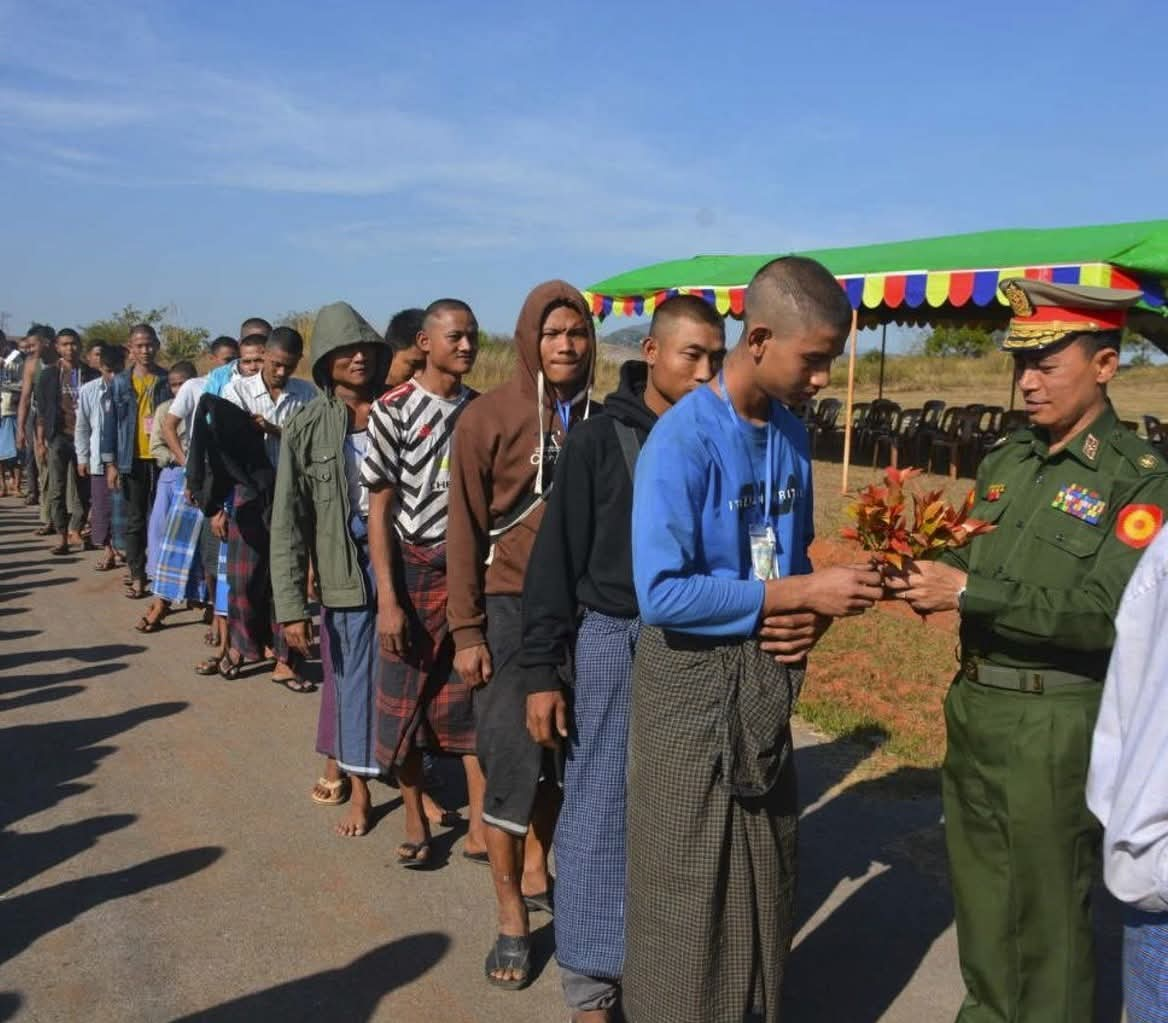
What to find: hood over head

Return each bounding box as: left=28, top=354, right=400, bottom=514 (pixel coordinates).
left=310, top=302, right=389, bottom=390
left=511, top=280, right=596, bottom=399
left=604, top=359, right=657, bottom=433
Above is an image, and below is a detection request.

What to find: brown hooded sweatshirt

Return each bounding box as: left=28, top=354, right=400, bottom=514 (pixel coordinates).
left=446, top=280, right=599, bottom=651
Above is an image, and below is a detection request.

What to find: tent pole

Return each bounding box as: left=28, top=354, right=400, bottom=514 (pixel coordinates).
left=841, top=308, right=859, bottom=494
left=878, top=322, right=887, bottom=400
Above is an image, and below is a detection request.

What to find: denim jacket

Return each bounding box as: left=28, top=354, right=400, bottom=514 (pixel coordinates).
left=102, top=367, right=170, bottom=473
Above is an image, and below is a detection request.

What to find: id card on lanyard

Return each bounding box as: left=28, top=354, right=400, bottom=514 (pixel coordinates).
left=718, top=371, right=780, bottom=581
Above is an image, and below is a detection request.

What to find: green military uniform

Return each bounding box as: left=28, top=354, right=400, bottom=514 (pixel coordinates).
left=938, top=279, right=1168, bottom=1023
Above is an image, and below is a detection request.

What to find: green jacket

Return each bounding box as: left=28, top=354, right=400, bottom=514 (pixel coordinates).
left=269, top=300, right=389, bottom=624
left=270, top=394, right=368, bottom=623
left=944, top=403, right=1168, bottom=680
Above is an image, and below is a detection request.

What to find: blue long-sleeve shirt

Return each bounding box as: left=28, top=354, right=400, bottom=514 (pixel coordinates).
left=631, top=384, right=814, bottom=637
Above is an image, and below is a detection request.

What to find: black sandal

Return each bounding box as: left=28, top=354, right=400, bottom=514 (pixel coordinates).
left=271, top=671, right=316, bottom=694
left=484, top=934, right=531, bottom=990
left=219, top=652, right=246, bottom=680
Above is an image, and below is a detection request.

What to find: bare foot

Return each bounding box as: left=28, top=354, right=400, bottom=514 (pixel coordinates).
left=572, top=1011, right=613, bottom=1023
left=334, top=777, right=371, bottom=837
left=422, top=791, right=460, bottom=827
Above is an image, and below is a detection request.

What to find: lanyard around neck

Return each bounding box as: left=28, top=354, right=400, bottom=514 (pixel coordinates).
left=718, top=370, right=775, bottom=529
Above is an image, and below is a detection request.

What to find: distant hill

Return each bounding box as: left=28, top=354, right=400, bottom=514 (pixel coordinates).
left=603, top=325, right=647, bottom=348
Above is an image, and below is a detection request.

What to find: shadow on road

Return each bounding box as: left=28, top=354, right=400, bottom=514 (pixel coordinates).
left=169, top=931, right=451, bottom=1022
left=0, top=991, right=20, bottom=1022
left=0, top=659, right=135, bottom=696
left=0, top=641, right=146, bottom=674
left=0, top=700, right=187, bottom=830
left=785, top=727, right=1124, bottom=1022
left=0, top=576, right=74, bottom=601
left=1, top=813, right=137, bottom=894
left=0, top=846, right=225, bottom=965
left=0, top=683, right=85, bottom=712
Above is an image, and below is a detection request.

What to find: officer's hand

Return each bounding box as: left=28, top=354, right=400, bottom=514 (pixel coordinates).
left=284, top=620, right=313, bottom=658
left=800, top=564, right=884, bottom=618
left=759, top=611, right=831, bottom=664
left=886, top=560, right=966, bottom=614
left=454, top=644, right=493, bottom=689
left=526, top=689, right=569, bottom=749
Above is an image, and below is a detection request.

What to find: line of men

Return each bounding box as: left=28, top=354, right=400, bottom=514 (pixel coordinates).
left=7, top=259, right=1168, bottom=1022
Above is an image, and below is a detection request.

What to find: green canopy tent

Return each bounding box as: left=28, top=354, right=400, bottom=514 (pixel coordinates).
left=585, top=219, right=1168, bottom=489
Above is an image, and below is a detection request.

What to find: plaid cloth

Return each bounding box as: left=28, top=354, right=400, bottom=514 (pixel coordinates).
left=555, top=611, right=640, bottom=983
left=376, top=542, right=476, bottom=767
left=147, top=466, right=184, bottom=581
left=623, top=627, right=803, bottom=1023
left=152, top=488, right=206, bottom=604
left=1125, top=908, right=1168, bottom=1023
left=227, top=493, right=292, bottom=664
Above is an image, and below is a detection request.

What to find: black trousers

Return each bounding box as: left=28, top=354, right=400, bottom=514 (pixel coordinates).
left=46, top=433, right=88, bottom=535
left=121, top=458, right=157, bottom=583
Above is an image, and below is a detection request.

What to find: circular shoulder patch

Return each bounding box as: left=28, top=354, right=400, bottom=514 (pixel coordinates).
left=1139, top=453, right=1158, bottom=470
left=1116, top=504, right=1164, bottom=549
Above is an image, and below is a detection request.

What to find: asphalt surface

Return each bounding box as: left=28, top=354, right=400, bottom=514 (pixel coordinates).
left=0, top=499, right=1125, bottom=1021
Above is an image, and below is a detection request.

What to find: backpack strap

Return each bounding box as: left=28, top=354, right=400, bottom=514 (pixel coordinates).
left=612, top=420, right=643, bottom=480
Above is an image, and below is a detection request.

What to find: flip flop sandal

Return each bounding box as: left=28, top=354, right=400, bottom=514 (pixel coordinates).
left=523, top=885, right=554, bottom=915
left=310, top=777, right=350, bottom=806
left=124, top=586, right=150, bottom=600
left=271, top=672, right=317, bottom=694
left=34, top=525, right=55, bottom=536
left=397, top=840, right=433, bottom=869
left=50, top=544, right=70, bottom=556
left=219, top=652, right=246, bottom=680
left=484, top=934, right=531, bottom=990
left=135, top=613, right=166, bottom=634
left=194, top=656, right=225, bottom=676
left=462, top=849, right=490, bottom=866
left=94, top=557, right=117, bottom=572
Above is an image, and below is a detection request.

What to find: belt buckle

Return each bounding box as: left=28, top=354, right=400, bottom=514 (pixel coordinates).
left=962, top=657, right=978, bottom=683
left=1025, top=672, right=1044, bottom=694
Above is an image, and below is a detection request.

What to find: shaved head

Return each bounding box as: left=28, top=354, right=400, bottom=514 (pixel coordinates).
left=745, top=256, right=851, bottom=339
left=649, top=294, right=725, bottom=340
left=423, top=298, right=475, bottom=331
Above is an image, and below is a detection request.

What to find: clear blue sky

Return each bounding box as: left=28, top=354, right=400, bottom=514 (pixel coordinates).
left=1, top=0, right=1164, bottom=347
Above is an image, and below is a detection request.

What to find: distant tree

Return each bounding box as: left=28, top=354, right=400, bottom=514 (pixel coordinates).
left=922, top=325, right=996, bottom=358
left=80, top=304, right=209, bottom=362
left=1124, top=328, right=1155, bottom=367
left=80, top=305, right=167, bottom=346
left=160, top=323, right=210, bottom=362
left=277, top=309, right=316, bottom=349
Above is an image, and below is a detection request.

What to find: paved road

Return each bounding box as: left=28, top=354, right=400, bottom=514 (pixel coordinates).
left=0, top=500, right=1123, bottom=1021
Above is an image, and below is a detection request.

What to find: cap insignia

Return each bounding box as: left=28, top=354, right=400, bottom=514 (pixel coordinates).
left=1002, top=279, right=1034, bottom=317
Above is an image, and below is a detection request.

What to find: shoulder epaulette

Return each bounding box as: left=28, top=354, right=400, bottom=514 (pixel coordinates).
left=1109, top=425, right=1168, bottom=475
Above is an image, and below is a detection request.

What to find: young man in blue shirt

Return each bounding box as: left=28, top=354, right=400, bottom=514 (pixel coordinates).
left=624, top=256, right=884, bottom=1023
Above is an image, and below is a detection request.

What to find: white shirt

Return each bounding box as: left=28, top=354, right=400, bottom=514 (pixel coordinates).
left=1087, top=525, right=1168, bottom=913
left=222, top=372, right=316, bottom=466
left=167, top=376, right=207, bottom=453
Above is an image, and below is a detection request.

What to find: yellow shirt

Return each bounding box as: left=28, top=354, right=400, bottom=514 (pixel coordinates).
left=132, top=372, right=158, bottom=460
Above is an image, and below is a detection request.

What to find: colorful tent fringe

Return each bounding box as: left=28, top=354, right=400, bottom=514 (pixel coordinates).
left=585, top=263, right=1167, bottom=320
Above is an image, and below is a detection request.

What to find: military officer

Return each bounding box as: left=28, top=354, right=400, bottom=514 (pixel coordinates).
left=888, top=278, right=1168, bottom=1023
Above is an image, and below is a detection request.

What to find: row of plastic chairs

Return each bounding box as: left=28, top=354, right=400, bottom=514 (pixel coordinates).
left=801, top=398, right=1029, bottom=478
